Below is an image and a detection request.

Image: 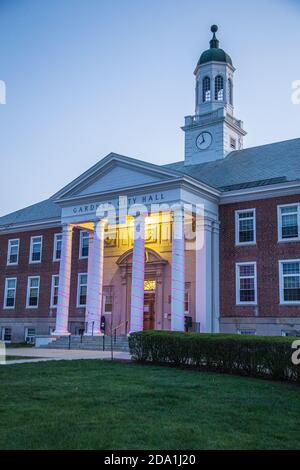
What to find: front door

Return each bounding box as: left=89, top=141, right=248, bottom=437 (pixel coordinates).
left=143, top=292, right=155, bottom=330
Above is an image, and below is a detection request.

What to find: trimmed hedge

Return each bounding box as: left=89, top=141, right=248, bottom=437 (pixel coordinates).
left=128, top=331, right=300, bottom=383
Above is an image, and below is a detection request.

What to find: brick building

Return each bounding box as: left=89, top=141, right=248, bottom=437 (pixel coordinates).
left=1, top=25, right=300, bottom=343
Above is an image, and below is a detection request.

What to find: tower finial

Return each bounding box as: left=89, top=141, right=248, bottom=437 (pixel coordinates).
left=210, top=24, right=219, bottom=49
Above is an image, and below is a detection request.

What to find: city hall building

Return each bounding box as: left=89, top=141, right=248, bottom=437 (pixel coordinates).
left=1, top=25, right=300, bottom=344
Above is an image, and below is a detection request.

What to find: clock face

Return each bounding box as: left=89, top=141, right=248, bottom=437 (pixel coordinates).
left=196, top=132, right=212, bottom=150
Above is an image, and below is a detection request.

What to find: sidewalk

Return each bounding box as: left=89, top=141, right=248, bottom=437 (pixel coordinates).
left=2, top=347, right=131, bottom=365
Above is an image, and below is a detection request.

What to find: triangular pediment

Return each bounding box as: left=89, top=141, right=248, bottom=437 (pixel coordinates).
left=52, top=153, right=181, bottom=201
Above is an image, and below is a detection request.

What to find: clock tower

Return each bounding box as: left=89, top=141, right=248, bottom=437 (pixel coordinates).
left=182, top=25, right=247, bottom=165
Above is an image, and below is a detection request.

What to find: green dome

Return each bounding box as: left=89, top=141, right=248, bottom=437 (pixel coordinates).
left=197, top=25, right=233, bottom=66
left=199, top=48, right=232, bottom=66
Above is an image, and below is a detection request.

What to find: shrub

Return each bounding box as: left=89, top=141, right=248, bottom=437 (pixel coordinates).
left=128, top=331, right=300, bottom=384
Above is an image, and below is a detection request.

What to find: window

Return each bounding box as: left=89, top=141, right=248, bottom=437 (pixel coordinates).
left=215, top=75, right=224, bottom=101
left=79, top=231, right=89, bottom=258
left=50, top=275, right=59, bottom=307
left=228, top=78, right=233, bottom=105
left=1, top=327, right=12, bottom=343
left=236, top=263, right=257, bottom=304
left=235, top=209, right=256, bottom=245
left=279, top=260, right=300, bottom=304
left=25, top=328, right=36, bottom=344
left=77, top=273, right=88, bottom=307
left=202, top=76, right=211, bottom=102
left=29, top=236, right=43, bottom=263
left=4, top=278, right=17, bottom=309
left=53, top=233, right=62, bottom=261
left=7, top=239, right=19, bottom=265
left=26, top=276, right=40, bottom=308
left=278, top=204, right=300, bottom=241
left=230, top=137, right=236, bottom=149
left=238, top=329, right=256, bottom=335
left=184, top=291, right=190, bottom=314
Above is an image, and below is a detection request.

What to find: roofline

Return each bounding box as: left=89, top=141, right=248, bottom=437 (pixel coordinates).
left=220, top=180, right=300, bottom=204
left=0, top=218, right=61, bottom=235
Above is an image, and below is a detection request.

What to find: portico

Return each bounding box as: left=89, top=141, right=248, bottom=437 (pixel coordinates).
left=50, top=153, right=220, bottom=337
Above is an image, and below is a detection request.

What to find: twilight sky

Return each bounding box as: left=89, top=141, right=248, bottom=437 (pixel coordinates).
left=0, top=0, right=299, bottom=216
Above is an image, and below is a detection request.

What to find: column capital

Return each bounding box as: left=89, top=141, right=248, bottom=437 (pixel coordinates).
left=61, top=223, right=73, bottom=234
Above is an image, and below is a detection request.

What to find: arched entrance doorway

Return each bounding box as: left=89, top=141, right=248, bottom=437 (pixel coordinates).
left=117, top=248, right=168, bottom=332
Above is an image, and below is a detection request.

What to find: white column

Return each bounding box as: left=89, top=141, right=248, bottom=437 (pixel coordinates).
left=212, top=221, right=220, bottom=333
left=196, top=216, right=213, bottom=333
left=130, top=215, right=145, bottom=333
left=85, top=220, right=105, bottom=336
left=171, top=208, right=185, bottom=331
left=53, top=224, right=73, bottom=336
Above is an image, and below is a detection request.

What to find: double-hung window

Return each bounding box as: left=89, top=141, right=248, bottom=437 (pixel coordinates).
left=235, top=209, right=256, bottom=245
left=4, top=278, right=17, bottom=309
left=77, top=273, right=88, bottom=307
left=7, top=239, right=20, bottom=265
left=50, top=275, right=59, bottom=307
left=53, top=234, right=62, bottom=261
left=279, top=260, right=300, bottom=304
left=278, top=204, right=300, bottom=241
left=29, top=236, right=43, bottom=263
left=236, top=262, right=257, bottom=304
left=79, top=231, right=89, bottom=259
left=26, top=276, right=40, bottom=308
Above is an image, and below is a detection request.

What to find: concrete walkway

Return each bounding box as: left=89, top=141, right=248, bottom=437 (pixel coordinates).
left=1, top=347, right=131, bottom=365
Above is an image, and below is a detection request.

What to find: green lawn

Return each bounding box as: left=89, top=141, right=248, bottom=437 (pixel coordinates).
left=0, top=360, right=299, bottom=450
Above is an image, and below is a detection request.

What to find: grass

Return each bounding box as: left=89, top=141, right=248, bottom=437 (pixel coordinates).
left=0, top=360, right=299, bottom=450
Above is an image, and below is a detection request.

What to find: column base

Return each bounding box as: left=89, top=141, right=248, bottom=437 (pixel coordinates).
left=51, top=331, right=70, bottom=336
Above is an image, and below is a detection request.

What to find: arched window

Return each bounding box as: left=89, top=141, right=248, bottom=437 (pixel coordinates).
left=202, top=76, right=211, bottom=102
left=228, top=78, right=233, bottom=105
left=215, top=75, right=224, bottom=101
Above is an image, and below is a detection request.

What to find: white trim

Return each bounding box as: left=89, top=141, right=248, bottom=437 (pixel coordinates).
left=53, top=233, right=62, bottom=261
left=79, top=230, right=89, bottom=259
left=26, top=276, right=40, bottom=309
left=220, top=180, right=300, bottom=205
left=279, top=259, right=300, bottom=305
left=184, top=291, right=190, bottom=315
left=50, top=274, right=59, bottom=308
left=3, top=277, right=17, bottom=310
left=277, top=203, right=300, bottom=243
left=7, top=238, right=20, bottom=266
left=29, top=235, right=43, bottom=264
left=235, top=208, right=256, bottom=246
left=1, top=327, right=12, bottom=343
left=77, top=272, right=88, bottom=307
left=236, top=262, right=257, bottom=305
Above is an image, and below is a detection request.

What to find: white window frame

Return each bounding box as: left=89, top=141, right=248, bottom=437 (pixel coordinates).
left=7, top=239, right=20, bottom=266
left=236, top=262, right=257, bottom=305
left=235, top=209, right=256, bottom=246
left=278, top=203, right=300, bottom=242
left=3, top=278, right=17, bottom=310
left=1, top=327, right=12, bottom=343
left=79, top=230, right=89, bottom=259
left=279, top=259, right=300, bottom=305
left=50, top=274, right=59, bottom=308
left=24, top=327, right=36, bottom=344
left=77, top=273, right=88, bottom=307
left=53, top=233, right=62, bottom=262
left=29, top=236, right=43, bottom=264
left=26, top=276, right=40, bottom=309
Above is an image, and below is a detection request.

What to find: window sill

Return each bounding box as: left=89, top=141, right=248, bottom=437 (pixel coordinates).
left=235, top=242, right=256, bottom=247
left=278, top=238, right=300, bottom=243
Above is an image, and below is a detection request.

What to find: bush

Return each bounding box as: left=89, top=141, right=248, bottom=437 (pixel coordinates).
left=128, top=331, right=300, bottom=384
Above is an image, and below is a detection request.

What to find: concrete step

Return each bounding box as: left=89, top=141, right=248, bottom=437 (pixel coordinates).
left=39, top=335, right=129, bottom=352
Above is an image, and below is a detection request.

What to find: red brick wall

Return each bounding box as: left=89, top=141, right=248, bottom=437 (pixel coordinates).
left=220, top=194, right=300, bottom=318
left=0, top=226, right=87, bottom=320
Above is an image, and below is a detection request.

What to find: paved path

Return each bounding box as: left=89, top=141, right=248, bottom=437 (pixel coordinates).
left=1, top=348, right=131, bottom=365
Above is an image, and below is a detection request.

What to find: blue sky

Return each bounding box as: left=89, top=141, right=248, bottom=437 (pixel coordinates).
left=0, top=0, right=299, bottom=216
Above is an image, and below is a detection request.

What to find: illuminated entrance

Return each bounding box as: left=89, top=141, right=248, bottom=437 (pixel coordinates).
left=143, top=280, right=156, bottom=330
